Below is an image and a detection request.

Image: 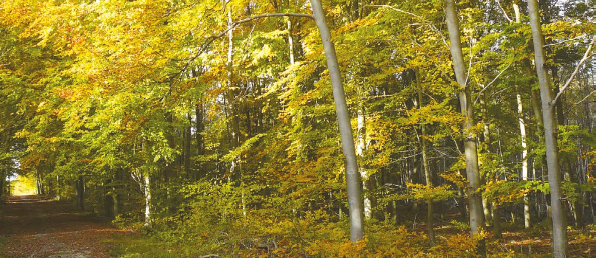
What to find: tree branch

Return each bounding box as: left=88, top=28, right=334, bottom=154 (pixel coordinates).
left=496, top=0, right=512, bottom=23
left=474, top=62, right=512, bottom=104
left=366, top=5, right=448, bottom=48
left=550, top=36, right=595, bottom=106
left=175, top=13, right=314, bottom=82
left=573, top=90, right=595, bottom=106
left=544, top=35, right=588, bottom=47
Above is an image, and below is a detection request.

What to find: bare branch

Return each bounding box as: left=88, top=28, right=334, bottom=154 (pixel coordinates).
left=175, top=13, right=314, bottom=83
left=368, top=4, right=423, bottom=19
left=551, top=36, right=595, bottom=106
left=544, top=35, right=588, bottom=47
left=496, top=0, right=512, bottom=22
left=466, top=37, right=473, bottom=88
left=474, top=62, right=512, bottom=104
left=367, top=5, right=449, bottom=48
left=573, top=90, right=595, bottom=106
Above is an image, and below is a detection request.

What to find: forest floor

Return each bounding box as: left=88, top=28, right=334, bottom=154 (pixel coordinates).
left=1, top=195, right=596, bottom=257
left=0, top=195, right=132, bottom=258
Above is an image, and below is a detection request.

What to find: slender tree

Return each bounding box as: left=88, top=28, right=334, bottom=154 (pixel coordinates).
left=512, top=2, right=532, bottom=229
left=444, top=0, right=485, bottom=253
left=527, top=0, right=568, bottom=256
left=416, top=69, right=435, bottom=246
left=311, top=0, right=364, bottom=242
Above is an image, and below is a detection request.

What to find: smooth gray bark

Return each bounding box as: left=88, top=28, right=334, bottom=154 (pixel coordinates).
left=356, top=105, right=372, bottom=219
left=444, top=0, right=485, bottom=253
left=76, top=175, right=84, bottom=210
left=416, top=70, right=435, bottom=246
left=479, top=95, right=493, bottom=227
left=287, top=19, right=295, bottom=65
left=514, top=3, right=531, bottom=229
left=479, top=87, right=501, bottom=237
left=311, top=0, right=364, bottom=242
left=144, top=174, right=151, bottom=226
left=518, top=93, right=531, bottom=228
left=195, top=101, right=205, bottom=180
left=527, top=0, right=568, bottom=256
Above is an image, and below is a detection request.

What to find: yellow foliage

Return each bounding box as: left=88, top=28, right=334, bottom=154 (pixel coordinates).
left=11, top=175, right=37, bottom=196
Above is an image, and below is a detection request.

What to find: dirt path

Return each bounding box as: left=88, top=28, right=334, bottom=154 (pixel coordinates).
left=0, top=195, right=130, bottom=258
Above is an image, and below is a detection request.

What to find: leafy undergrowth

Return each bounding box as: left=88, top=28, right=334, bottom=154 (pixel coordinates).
left=484, top=224, right=596, bottom=257
left=104, top=236, right=202, bottom=258
left=106, top=182, right=596, bottom=257
left=108, top=215, right=596, bottom=257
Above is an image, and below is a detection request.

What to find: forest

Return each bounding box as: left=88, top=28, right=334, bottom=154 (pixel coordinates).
left=0, top=0, right=595, bottom=257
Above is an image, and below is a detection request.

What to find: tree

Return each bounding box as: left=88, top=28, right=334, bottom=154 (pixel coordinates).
left=527, top=0, right=568, bottom=256
left=311, top=0, right=364, bottom=242
left=444, top=0, right=485, bottom=253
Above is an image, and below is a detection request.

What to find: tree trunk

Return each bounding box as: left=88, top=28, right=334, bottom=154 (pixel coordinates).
left=56, top=175, right=61, bottom=201
left=518, top=93, right=532, bottom=229
left=565, top=160, right=583, bottom=228
left=480, top=87, right=501, bottom=237
left=76, top=175, right=84, bottom=210
left=36, top=169, right=45, bottom=195
left=144, top=174, right=152, bottom=226
left=479, top=95, right=493, bottom=227
left=457, top=170, right=467, bottom=220
left=357, top=104, right=372, bottom=219
left=287, top=19, right=295, bottom=65
left=113, top=168, right=122, bottom=218
left=311, top=0, right=364, bottom=242
left=104, top=179, right=113, bottom=218
left=444, top=0, right=485, bottom=254
left=184, top=114, right=192, bottom=177
left=527, top=0, right=568, bottom=256
left=513, top=3, right=532, bottom=229
left=493, top=204, right=502, bottom=238
left=416, top=68, right=435, bottom=246
left=0, top=175, right=4, bottom=198
left=196, top=101, right=205, bottom=180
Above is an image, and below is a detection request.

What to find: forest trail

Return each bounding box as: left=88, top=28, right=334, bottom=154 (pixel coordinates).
left=0, top=195, right=130, bottom=258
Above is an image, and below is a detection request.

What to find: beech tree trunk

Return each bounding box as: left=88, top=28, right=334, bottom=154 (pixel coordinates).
left=444, top=0, right=485, bottom=254
left=356, top=104, right=372, bottom=219
left=416, top=68, right=435, bottom=246
left=0, top=175, right=4, bottom=198
left=144, top=174, right=152, bottom=226
left=311, top=0, right=364, bottom=242
left=480, top=87, right=501, bottom=237
left=76, top=175, right=84, bottom=210
left=479, top=95, right=493, bottom=227
left=184, top=114, right=192, bottom=177
left=517, top=93, right=532, bottom=229
left=527, top=0, right=568, bottom=256
left=513, top=3, right=532, bottom=229
left=113, top=169, right=121, bottom=218
left=287, top=19, right=295, bottom=65
left=195, top=101, right=205, bottom=180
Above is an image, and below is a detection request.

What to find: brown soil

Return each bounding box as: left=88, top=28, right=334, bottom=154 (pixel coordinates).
left=0, top=195, right=131, bottom=258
